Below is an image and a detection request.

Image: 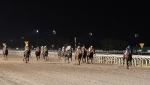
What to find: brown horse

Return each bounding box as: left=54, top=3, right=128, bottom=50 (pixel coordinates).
left=35, top=49, right=41, bottom=61
left=81, top=47, right=87, bottom=63
left=3, top=46, right=8, bottom=59
left=86, top=47, right=95, bottom=64
left=64, top=49, right=72, bottom=63
left=23, top=47, right=31, bottom=63
left=43, top=49, right=48, bottom=61
left=123, top=51, right=132, bottom=69
left=86, top=51, right=94, bottom=64
left=74, top=49, right=82, bottom=65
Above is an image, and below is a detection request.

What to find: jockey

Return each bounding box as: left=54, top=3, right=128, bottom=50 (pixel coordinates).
left=76, top=46, right=82, bottom=54
left=3, top=45, right=8, bottom=54
left=66, top=45, right=71, bottom=51
left=62, top=46, right=65, bottom=52
left=88, top=46, right=93, bottom=52
left=88, top=46, right=95, bottom=55
left=81, top=45, right=86, bottom=52
left=36, top=47, right=40, bottom=52
left=41, top=46, right=44, bottom=50
left=40, top=46, right=44, bottom=54
left=124, top=45, right=131, bottom=55
left=44, top=46, right=48, bottom=51
left=24, top=46, right=28, bottom=52
left=77, top=46, right=81, bottom=51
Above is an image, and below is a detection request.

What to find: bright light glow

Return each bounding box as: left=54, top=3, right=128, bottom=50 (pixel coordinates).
left=89, top=33, right=92, bottom=36
left=37, top=30, right=38, bottom=33
left=53, top=30, right=56, bottom=34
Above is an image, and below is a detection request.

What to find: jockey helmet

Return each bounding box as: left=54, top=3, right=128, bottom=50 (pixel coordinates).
left=77, top=46, right=80, bottom=49
left=44, top=46, right=47, bottom=48
left=127, top=45, right=130, bottom=49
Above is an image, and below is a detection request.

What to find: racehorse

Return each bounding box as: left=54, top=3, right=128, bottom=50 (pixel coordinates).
left=86, top=51, right=94, bottom=64
left=74, top=49, right=82, bottom=65
left=3, top=46, right=8, bottom=59
left=23, top=46, right=31, bottom=63
left=64, top=49, right=72, bottom=63
left=81, top=48, right=87, bottom=63
left=35, top=47, right=41, bottom=61
left=123, top=51, right=132, bottom=69
left=86, top=47, right=95, bottom=64
left=43, top=49, right=48, bottom=61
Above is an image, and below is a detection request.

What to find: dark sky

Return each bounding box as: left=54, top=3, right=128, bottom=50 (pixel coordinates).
left=0, top=0, right=150, bottom=46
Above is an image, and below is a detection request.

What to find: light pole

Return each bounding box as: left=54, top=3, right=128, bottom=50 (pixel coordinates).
left=22, top=37, right=24, bottom=50
left=135, top=34, right=138, bottom=54
left=53, top=30, right=56, bottom=49
left=75, top=37, right=76, bottom=50
left=37, top=30, right=38, bottom=47
left=89, top=32, right=92, bottom=46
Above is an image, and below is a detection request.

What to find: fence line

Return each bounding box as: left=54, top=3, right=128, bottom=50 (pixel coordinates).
left=2, top=50, right=150, bottom=67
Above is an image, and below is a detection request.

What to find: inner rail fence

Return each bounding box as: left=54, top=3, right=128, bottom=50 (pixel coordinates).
left=1, top=50, right=150, bottom=67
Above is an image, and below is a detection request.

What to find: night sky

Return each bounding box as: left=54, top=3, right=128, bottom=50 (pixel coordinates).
left=0, top=0, right=150, bottom=46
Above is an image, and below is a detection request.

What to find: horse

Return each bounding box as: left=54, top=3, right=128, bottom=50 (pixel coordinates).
left=3, top=46, right=8, bottom=59
left=81, top=49, right=87, bottom=63
left=23, top=47, right=31, bottom=63
left=43, top=49, right=48, bottom=61
left=35, top=48, right=41, bottom=61
left=74, top=49, right=82, bottom=65
left=63, top=49, right=72, bottom=63
left=86, top=51, right=94, bottom=64
left=123, top=51, right=132, bottom=69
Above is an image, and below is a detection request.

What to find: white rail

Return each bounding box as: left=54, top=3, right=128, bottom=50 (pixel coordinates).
left=1, top=50, right=150, bottom=67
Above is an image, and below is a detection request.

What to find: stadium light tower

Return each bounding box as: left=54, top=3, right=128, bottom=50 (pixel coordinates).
left=37, top=29, right=39, bottom=47
left=53, top=30, right=56, bottom=49
left=89, top=32, right=92, bottom=46
left=135, top=34, right=138, bottom=54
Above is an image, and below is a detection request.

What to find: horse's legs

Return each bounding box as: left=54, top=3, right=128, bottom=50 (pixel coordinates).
left=39, top=54, right=40, bottom=59
left=81, top=56, right=85, bottom=63
left=6, top=55, right=7, bottom=58
left=78, top=59, right=81, bottom=65
left=123, top=56, right=125, bottom=66
left=70, top=55, right=72, bottom=61
left=67, top=56, right=69, bottom=63
left=86, top=56, right=88, bottom=63
left=74, top=55, right=77, bottom=65
left=46, top=55, right=48, bottom=61
left=28, top=56, right=29, bottom=62
left=25, top=56, right=28, bottom=63
left=36, top=56, right=38, bottom=61
left=126, top=60, right=129, bottom=69
left=91, top=57, right=93, bottom=64
left=130, top=59, right=132, bottom=66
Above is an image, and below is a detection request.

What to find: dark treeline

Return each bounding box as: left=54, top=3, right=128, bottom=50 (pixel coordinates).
left=1, top=35, right=129, bottom=50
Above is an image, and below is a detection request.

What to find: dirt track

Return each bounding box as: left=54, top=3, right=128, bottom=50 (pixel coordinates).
left=0, top=53, right=150, bottom=85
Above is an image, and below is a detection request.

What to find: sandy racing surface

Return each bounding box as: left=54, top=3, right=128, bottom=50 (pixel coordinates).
left=0, top=52, right=150, bottom=85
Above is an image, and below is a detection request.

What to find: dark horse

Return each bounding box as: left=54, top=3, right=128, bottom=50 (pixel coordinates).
left=3, top=46, right=8, bottom=59
left=86, top=48, right=95, bottom=64
left=43, top=49, right=48, bottom=61
left=35, top=48, right=41, bottom=61
left=123, top=51, right=132, bottom=69
left=81, top=49, right=87, bottom=63
left=23, top=47, right=31, bottom=63
left=64, top=49, right=72, bottom=63
left=86, top=51, right=94, bottom=64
